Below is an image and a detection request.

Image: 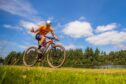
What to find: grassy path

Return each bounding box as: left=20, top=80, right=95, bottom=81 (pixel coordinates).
left=0, top=65, right=126, bottom=84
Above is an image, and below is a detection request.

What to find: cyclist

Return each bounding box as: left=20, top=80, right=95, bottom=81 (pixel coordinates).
left=30, top=20, right=59, bottom=50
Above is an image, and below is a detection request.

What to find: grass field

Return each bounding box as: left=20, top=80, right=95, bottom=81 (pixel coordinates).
left=0, top=66, right=126, bottom=84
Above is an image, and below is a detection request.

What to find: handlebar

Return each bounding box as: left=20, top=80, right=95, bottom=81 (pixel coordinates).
left=45, top=36, right=56, bottom=40
left=45, top=36, right=60, bottom=41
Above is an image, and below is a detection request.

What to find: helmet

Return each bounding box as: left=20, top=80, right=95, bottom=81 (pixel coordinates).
left=46, top=20, right=51, bottom=25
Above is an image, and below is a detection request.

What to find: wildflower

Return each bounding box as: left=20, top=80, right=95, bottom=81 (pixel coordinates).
left=22, top=75, right=27, bottom=79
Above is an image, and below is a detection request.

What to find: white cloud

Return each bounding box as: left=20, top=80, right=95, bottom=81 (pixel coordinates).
left=2, top=21, right=37, bottom=36
left=78, top=16, right=86, bottom=21
left=0, top=0, right=53, bottom=36
left=20, top=20, right=37, bottom=30
left=19, top=20, right=36, bottom=36
left=3, top=24, right=13, bottom=28
left=86, top=31, right=126, bottom=48
left=3, top=24, right=22, bottom=30
left=19, top=20, right=46, bottom=36
left=0, top=0, right=46, bottom=35
left=116, top=44, right=126, bottom=49
left=62, top=20, right=93, bottom=38
left=64, top=44, right=76, bottom=50
left=56, top=42, right=74, bottom=49
left=18, top=45, right=37, bottom=49
left=0, top=0, right=38, bottom=19
left=0, top=40, right=21, bottom=57
left=48, top=16, right=54, bottom=21
left=19, top=20, right=46, bottom=31
left=2, top=20, right=46, bottom=36
left=18, top=45, right=29, bottom=49
left=95, top=23, right=117, bottom=33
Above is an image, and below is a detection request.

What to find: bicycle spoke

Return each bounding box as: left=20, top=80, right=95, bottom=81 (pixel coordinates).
left=47, top=45, right=66, bottom=68
left=23, top=47, right=38, bottom=66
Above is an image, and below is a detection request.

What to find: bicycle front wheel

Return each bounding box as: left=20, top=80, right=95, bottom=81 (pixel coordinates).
left=47, top=44, right=66, bottom=68
left=23, top=46, right=38, bottom=67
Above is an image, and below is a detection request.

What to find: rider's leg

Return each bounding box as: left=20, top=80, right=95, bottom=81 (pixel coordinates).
left=39, top=36, right=45, bottom=49
left=37, top=36, right=46, bottom=53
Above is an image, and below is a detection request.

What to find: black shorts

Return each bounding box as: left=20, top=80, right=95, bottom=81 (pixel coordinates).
left=35, top=34, right=43, bottom=40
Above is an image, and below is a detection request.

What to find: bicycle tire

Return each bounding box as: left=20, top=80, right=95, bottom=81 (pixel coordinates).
left=23, top=46, right=38, bottom=67
left=47, top=44, right=66, bottom=68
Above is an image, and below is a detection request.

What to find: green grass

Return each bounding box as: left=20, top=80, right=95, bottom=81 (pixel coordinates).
left=0, top=66, right=126, bottom=84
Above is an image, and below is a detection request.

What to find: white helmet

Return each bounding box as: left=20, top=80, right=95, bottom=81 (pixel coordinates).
left=46, top=20, right=51, bottom=25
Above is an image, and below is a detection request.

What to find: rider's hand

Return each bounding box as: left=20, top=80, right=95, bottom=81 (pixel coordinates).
left=54, top=36, right=60, bottom=41
left=30, top=27, right=34, bottom=32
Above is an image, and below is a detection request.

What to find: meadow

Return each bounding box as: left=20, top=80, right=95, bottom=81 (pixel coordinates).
left=0, top=66, right=126, bottom=84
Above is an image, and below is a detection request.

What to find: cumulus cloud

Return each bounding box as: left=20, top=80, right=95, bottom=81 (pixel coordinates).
left=3, top=21, right=37, bottom=36
left=95, top=23, right=117, bottom=33
left=64, top=44, right=76, bottom=50
left=116, top=44, right=126, bottom=49
left=20, top=20, right=37, bottom=30
left=0, top=0, right=38, bottom=19
left=3, top=20, right=46, bottom=36
left=55, top=42, right=75, bottom=50
left=3, top=24, right=22, bottom=30
left=20, top=20, right=46, bottom=35
left=19, top=20, right=38, bottom=36
left=62, top=20, right=93, bottom=38
left=78, top=16, right=86, bottom=21
left=62, top=20, right=126, bottom=49
left=18, top=45, right=37, bottom=49
left=1, top=0, right=46, bottom=35
left=0, top=40, right=21, bottom=57
left=86, top=31, right=126, bottom=47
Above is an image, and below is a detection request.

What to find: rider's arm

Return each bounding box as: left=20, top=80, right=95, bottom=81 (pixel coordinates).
left=50, top=28, right=59, bottom=41
left=34, top=29, right=40, bottom=33
left=31, top=26, right=42, bottom=33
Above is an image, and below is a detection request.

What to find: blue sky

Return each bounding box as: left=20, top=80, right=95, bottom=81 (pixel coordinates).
left=0, top=0, right=126, bottom=57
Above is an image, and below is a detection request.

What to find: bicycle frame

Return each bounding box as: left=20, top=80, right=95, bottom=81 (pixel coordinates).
left=39, top=38, right=55, bottom=57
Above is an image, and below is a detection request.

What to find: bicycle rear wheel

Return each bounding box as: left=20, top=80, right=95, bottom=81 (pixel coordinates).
left=23, top=46, right=38, bottom=66
left=47, top=44, right=66, bottom=68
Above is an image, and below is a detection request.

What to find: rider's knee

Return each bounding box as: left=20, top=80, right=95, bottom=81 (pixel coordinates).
left=40, top=36, right=45, bottom=42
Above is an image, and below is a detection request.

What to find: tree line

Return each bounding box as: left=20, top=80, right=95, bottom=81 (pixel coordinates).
left=1, top=47, right=126, bottom=67
left=0, top=56, right=4, bottom=64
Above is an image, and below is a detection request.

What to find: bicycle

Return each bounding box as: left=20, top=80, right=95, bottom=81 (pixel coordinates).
left=23, top=36, right=66, bottom=68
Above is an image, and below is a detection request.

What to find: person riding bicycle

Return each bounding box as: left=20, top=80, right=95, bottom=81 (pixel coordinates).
left=30, top=20, right=59, bottom=50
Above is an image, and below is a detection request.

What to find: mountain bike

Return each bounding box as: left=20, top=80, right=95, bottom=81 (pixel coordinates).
left=23, top=36, right=66, bottom=68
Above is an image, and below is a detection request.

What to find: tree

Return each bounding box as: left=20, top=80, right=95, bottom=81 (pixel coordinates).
left=0, top=56, right=4, bottom=63
left=3, top=47, right=126, bottom=67
left=94, top=48, right=100, bottom=57
left=94, top=48, right=100, bottom=62
left=84, top=47, right=93, bottom=58
left=4, top=51, right=17, bottom=65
